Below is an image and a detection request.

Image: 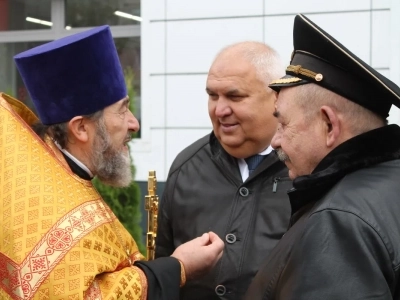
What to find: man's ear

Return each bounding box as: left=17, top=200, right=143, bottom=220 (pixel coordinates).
left=67, top=116, right=90, bottom=143
left=320, top=105, right=340, bottom=147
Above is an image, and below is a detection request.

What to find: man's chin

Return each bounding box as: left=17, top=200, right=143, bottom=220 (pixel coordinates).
left=99, top=176, right=132, bottom=188
left=288, top=168, right=301, bottom=180
left=217, top=134, right=243, bottom=148
left=112, top=181, right=132, bottom=188
left=96, top=162, right=132, bottom=187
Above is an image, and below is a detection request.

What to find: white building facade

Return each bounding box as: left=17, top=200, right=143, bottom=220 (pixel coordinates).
left=136, top=0, right=400, bottom=182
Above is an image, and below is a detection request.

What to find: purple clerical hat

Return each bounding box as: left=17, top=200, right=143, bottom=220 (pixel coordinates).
left=14, top=25, right=127, bottom=125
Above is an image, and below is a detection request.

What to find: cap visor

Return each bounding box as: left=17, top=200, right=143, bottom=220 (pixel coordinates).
left=269, top=75, right=309, bottom=92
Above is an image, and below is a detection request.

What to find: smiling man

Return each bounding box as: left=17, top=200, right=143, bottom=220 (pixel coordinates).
left=245, top=14, right=400, bottom=300
left=156, top=42, right=292, bottom=299
left=0, top=25, right=224, bottom=300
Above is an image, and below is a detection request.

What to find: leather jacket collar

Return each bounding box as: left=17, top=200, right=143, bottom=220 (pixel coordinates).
left=289, top=124, right=400, bottom=215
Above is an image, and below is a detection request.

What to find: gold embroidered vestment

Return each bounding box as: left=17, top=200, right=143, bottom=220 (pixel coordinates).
left=0, top=93, right=147, bottom=300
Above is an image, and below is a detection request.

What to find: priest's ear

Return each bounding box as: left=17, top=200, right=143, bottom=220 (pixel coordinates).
left=67, top=116, right=91, bottom=143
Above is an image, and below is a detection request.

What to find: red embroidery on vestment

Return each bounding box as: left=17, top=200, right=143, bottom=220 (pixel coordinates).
left=0, top=200, right=115, bottom=300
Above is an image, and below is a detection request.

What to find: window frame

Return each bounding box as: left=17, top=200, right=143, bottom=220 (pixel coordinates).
left=0, top=0, right=149, bottom=148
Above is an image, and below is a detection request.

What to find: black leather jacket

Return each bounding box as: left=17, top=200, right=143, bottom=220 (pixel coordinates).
left=245, top=125, right=400, bottom=300
left=156, top=133, right=292, bottom=299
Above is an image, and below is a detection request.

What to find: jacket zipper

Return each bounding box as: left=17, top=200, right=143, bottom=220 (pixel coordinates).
left=272, top=177, right=290, bottom=192
left=273, top=177, right=279, bottom=192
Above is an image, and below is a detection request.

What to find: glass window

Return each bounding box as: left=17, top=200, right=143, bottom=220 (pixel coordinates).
left=0, top=37, right=140, bottom=136
left=65, top=0, right=141, bottom=28
left=0, top=41, right=49, bottom=112
left=0, top=0, right=52, bottom=31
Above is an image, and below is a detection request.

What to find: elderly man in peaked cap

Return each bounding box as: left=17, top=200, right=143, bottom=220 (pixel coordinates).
left=0, top=25, right=223, bottom=299
left=245, top=14, right=400, bottom=299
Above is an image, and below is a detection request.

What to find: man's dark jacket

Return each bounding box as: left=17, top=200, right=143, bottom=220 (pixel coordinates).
left=156, top=132, right=292, bottom=299
left=245, top=125, right=400, bottom=300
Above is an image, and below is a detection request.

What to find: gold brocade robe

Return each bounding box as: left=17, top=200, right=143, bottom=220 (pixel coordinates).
left=0, top=93, right=147, bottom=300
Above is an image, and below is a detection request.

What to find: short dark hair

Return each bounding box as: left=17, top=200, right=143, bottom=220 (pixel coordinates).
left=31, top=110, right=103, bottom=148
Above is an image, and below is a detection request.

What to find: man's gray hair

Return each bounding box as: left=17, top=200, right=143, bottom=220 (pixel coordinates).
left=214, top=41, right=285, bottom=89
left=296, top=84, right=386, bottom=135
left=32, top=110, right=103, bottom=148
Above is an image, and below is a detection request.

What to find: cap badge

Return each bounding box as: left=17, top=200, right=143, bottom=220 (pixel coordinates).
left=287, top=65, right=323, bottom=83
left=315, top=74, right=323, bottom=81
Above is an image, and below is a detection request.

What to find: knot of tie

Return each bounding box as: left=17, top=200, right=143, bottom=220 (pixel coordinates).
left=245, top=154, right=265, bottom=175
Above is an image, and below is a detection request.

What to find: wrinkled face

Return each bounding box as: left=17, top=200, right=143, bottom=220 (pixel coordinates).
left=206, top=56, right=278, bottom=158
left=90, top=98, right=140, bottom=187
left=271, top=87, right=324, bottom=179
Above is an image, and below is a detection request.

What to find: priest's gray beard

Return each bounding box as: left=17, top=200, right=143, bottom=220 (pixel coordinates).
left=91, top=117, right=132, bottom=187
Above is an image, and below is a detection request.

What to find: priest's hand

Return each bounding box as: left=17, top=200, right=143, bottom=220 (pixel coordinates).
left=171, top=232, right=224, bottom=280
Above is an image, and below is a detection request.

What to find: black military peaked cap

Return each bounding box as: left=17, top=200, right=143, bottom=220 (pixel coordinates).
left=269, top=14, right=400, bottom=118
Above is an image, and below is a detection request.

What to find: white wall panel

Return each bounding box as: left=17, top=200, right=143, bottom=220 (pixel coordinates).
left=265, top=13, right=371, bottom=66
left=166, top=129, right=212, bottom=173
left=148, top=76, right=166, bottom=128
left=264, top=0, right=370, bottom=15
left=390, top=0, right=400, bottom=86
left=301, top=13, right=371, bottom=63
left=140, top=0, right=400, bottom=180
left=264, top=15, right=295, bottom=66
left=388, top=103, right=400, bottom=125
left=166, top=0, right=263, bottom=19
left=148, top=22, right=166, bottom=74
left=166, top=18, right=264, bottom=73
left=131, top=129, right=167, bottom=181
left=389, top=0, right=400, bottom=125
left=146, top=0, right=166, bottom=20
left=377, top=69, right=390, bottom=78
left=372, top=0, right=391, bottom=9
left=166, top=74, right=211, bottom=127
left=372, top=11, right=390, bottom=68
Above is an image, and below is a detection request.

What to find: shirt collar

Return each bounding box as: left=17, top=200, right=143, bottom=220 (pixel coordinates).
left=238, top=145, right=274, bottom=182
left=53, top=140, right=94, bottom=178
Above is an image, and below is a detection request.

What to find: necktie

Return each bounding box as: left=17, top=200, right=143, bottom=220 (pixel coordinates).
left=245, top=154, right=265, bottom=175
